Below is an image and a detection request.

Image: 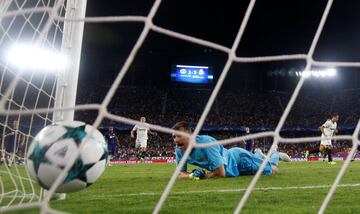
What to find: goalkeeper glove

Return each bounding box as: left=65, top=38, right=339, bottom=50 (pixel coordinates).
left=189, top=168, right=206, bottom=180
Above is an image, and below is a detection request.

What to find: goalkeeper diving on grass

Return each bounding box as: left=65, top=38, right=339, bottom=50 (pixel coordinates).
left=173, top=121, right=289, bottom=179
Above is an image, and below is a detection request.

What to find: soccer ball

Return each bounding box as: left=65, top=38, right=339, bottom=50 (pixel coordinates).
left=26, top=121, right=108, bottom=193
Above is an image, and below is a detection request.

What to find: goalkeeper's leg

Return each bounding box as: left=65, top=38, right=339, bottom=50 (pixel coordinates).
left=278, top=152, right=291, bottom=162
left=255, top=147, right=291, bottom=162
left=269, top=152, right=280, bottom=174
left=269, top=152, right=280, bottom=167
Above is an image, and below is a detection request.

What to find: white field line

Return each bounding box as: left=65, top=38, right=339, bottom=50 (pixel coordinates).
left=1, top=193, right=39, bottom=199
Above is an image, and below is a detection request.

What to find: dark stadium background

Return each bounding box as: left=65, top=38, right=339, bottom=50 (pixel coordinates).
left=80, top=0, right=360, bottom=90
left=73, top=0, right=360, bottom=159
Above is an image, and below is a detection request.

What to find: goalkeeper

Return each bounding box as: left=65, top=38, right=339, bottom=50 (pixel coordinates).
left=173, top=121, right=280, bottom=179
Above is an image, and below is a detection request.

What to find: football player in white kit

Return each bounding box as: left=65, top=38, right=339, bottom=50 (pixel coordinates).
left=307, top=114, right=339, bottom=164
left=130, top=117, right=157, bottom=160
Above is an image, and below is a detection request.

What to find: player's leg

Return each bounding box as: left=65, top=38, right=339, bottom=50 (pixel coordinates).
left=323, top=152, right=327, bottom=162
left=262, top=156, right=279, bottom=175
left=269, top=151, right=280, bottom=167
left=254, top=147, right=290, bottom=162
left=351, top=145, right=360, bottom=161
left=5, top=143, right=15, bottom=167
left=135, top=139, right=142, bottom=160
left=254, top=148, right=265, bottom=158
left=0, top=151, right=4, bottom=165
left=321, top=142, right=327, bottom=161
left=108, top=143, right=117, bottom=166
left=8, top=154, right=15, bottom=167
left=326, top=145, right=336, bottom=165
left=16, top=144, right=25, bottom=165
left=253, top=149, right=280, bottom=175
left=107, top=147, right=114, bottom=166
left=139, top=140, right=147, bottom=162
left=278, top=152, right=291, bottom=162
left=319, top=144, right=326, bottom=153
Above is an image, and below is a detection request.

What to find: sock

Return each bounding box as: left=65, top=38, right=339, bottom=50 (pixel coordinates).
left=326, top=149, right=333, bottom=162
left=136, top=151, right=142, bottom=159
left=141, top=151, right=147, bottom=159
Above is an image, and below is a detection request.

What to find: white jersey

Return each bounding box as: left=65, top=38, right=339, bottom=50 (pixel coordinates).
left=322, top=119, right=337, bottom=138
left=132, top=124, right=149, bottom=141
left=320, top=119, right=337, bottom=146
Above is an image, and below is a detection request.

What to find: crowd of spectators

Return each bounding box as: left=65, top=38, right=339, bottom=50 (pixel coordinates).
left=76, top=87, right=360, bottom=130
left=72, top=86, right=360, bottom=160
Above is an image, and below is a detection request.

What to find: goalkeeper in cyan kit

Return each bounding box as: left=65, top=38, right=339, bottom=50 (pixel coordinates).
left=172, top=121, right=282, bottom=179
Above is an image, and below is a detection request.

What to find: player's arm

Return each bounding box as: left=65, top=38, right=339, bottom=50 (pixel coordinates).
left=148, top=129, right=157, bottom=136
left=205, top=165, right=226, bottom=178
left=319, top=125, right=327, bottom=136
left=175, top=150, right=189, bottom=178
left=178, top=171, right=191, bottom=178
left=320, top=120, right=333, bottom=137
left=3, top=132, right=14, bottom=138
left=130, top=126, right=136, bottom=139
left=202, top=144, right=226, bottom=179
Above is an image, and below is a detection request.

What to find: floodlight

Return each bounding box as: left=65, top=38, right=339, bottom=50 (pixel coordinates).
left=6, top=44, right=67, bottom=71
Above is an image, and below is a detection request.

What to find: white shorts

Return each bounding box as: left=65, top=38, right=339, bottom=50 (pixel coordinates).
left=136, top=139, right=147, bottom=148
left=320, top=140, right=332, bottom=146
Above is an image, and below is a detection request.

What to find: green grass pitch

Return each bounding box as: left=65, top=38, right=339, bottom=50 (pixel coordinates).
left=2, top=161, right=360, bottom=213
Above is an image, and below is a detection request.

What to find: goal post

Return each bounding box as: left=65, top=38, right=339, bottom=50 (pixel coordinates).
left=54, top=0, right=87, bottom=123
left=47, top=0, right=88, bottom=205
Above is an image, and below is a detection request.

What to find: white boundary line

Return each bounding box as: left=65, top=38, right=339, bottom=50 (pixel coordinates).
left=79, top=183, right=360, bottom=199
left=2, top=194, right=39, bottom=199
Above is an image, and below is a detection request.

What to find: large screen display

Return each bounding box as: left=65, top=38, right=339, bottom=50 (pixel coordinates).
left=171, top=65, right=213, bottom=84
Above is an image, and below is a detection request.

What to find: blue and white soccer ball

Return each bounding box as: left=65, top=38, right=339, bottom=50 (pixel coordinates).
left=26, top=121, right=108, bottom=193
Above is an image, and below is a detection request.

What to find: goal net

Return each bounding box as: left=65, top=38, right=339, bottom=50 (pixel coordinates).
left=1, top=0, right=360, bottom=213
left=0, top=0, right=67, bottom=211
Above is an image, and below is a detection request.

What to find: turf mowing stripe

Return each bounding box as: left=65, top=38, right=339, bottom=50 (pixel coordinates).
left=85, top=183, right=360, bottom=198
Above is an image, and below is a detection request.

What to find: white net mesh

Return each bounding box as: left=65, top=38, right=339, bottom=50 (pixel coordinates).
left=0, top=0, right=360, bottom=213
left=0, top=0, right=65, bottom=211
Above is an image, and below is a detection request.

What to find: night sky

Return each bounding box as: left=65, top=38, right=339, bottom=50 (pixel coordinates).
left=78, top=0, right=360, bottom=92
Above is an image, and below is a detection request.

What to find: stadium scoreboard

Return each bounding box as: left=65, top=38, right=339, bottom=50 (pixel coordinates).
left=171, top=65, right=213, bottom=84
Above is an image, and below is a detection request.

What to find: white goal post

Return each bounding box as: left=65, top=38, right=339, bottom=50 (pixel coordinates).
left=53, top=0, right=86, bottom=123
